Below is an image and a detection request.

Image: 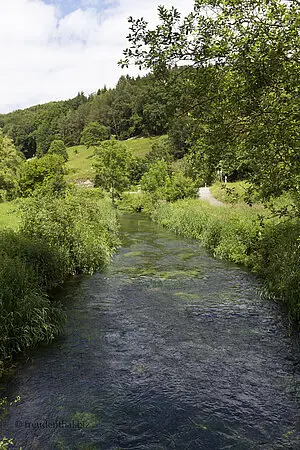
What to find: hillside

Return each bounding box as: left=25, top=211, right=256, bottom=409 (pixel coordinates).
left=65, top=136, right=165, bottom=182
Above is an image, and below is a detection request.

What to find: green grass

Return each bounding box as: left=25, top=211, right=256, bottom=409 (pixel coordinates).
left=65, top=136, right=167, bottom=182
left=210, top=181, right=257, bottom=204
left=124, top=135, right=167, bottom=158
left=65, top=145, right=95, bottom=182
left=211, top=181, right=296, bottom=211
left=0, top=201, right=21, bottom=230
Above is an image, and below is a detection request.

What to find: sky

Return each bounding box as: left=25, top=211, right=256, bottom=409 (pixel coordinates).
left=0, top=0, right=194, bottom=114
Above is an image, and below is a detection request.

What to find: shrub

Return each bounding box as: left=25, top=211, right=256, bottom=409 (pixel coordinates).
left=161, top=172, right=197, bottom=202
left=140, top=160, right=170, bottom=193
left=0, top=230, right=68, bottom=290
left=255, top=220, right=300, bottom=319
left=19, top=153, right=66, bottom=197
left=0, top=188, right=119, bottom=374
left=140, top=160, right=197, bottom=202
left=118, top=192, right=156, bottom=213
left=20, top=189, right=120, bottom=275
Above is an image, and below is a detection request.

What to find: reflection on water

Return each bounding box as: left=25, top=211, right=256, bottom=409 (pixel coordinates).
left=2, top=214, right=300, bottom=449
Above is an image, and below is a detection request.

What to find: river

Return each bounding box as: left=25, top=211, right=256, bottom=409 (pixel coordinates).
left=1, top=213, right=300, bottom=449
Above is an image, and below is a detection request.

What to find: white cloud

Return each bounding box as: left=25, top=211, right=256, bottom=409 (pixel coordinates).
left=0, top=0, right=194, bottom=113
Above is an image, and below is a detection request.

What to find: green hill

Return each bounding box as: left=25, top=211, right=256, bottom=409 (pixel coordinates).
left=65, top=136, right=166, bottom=182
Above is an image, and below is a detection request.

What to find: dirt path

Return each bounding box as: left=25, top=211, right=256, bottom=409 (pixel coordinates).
left=198, top=187, right=224, bottom=206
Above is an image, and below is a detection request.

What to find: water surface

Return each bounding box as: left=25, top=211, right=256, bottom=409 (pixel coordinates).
left=2, top=213, right=300, bottom=449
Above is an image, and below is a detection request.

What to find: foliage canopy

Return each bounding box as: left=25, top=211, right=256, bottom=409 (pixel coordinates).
left=120, top=0, right=300, bottom=207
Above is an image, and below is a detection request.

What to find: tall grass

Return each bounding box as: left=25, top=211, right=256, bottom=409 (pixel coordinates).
left=0, top=188, right=119, bottom=377
left=152, top=199, right=300, bottom=320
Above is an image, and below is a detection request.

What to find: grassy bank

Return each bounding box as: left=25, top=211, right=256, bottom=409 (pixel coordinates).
left=152, top=199, right=300, bottom=320
left=211, top=181, right=296, bottom=212
left=65, top=136, right=166, bottom=182
left=0, top=189, right=119, bottom=377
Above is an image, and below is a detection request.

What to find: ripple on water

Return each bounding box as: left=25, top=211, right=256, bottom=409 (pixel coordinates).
left=1, top=213, right=300, bottom=449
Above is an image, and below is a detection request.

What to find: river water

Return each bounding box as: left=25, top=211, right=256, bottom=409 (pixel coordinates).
left=1, top=213, right=300, bottom=449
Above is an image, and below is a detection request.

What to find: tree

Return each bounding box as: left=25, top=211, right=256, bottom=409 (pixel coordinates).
left=48, top=140, right=68, bottom=162
left=35, top=121, right=54, bottom=157
left=80, top=122, right=110, bottom=147
left=19, top=154, right=66, bottom=197
left=4, top=110, right=37, bottom=158
left=94, top=139, right=133, bottom=203
left=0, top=130, right=24, bottom=200
left=147, top=137, right=174, bottom=164
left=120, top=0, right=300, bottom=206
left=140, top=160, right=170, bottom=194
left=57, top=109, right=85, bottom=147
left=168, top=116, right=196, bottom=159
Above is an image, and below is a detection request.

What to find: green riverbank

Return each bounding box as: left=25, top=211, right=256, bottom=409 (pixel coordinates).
left=151, top=199, right=300, bottom=321
left=0, top=189, right=119, bottom=378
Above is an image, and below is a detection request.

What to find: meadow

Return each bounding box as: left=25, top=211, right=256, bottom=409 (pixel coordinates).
left=65, top=136, right=165, bottom=182
left=0, top=201, right=20, bottom=230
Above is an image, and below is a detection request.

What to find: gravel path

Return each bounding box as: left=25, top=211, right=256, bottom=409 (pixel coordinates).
left=198, top=187, right=224, bottom=206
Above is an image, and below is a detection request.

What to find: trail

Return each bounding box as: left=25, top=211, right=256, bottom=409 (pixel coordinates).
left=198, top=187, right=224, bottom=206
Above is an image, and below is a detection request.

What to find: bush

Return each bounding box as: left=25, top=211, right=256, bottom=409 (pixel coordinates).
left=0, top=188, right=119, bottom=375
left=118, top=192, right=156, bottom=213
left=19, top=153, right=66, bottom=197
left=255, top=220, right=300, bottom=319
left=0, top=230, right=69, bottom=290
left=161, top=172, right=197, bottom=202
left=140, top=161, right=197, bottom=202
left=140, top=160, right=170, bottom=194
left=20, top=189, right=120, bottom=275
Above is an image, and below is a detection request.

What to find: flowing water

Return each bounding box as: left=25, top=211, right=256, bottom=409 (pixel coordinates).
left=1, top=213, right=300, bottom=449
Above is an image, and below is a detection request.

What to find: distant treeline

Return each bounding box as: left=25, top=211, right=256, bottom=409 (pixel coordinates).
left=0, top=74, right=171, bottom=159
left=1, top=0, right=299, bottom=210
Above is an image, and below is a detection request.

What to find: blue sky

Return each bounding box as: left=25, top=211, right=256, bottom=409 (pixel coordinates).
left=44, top=0, right=81, bottom=15
left=44, top=0, right=117, bottom=16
